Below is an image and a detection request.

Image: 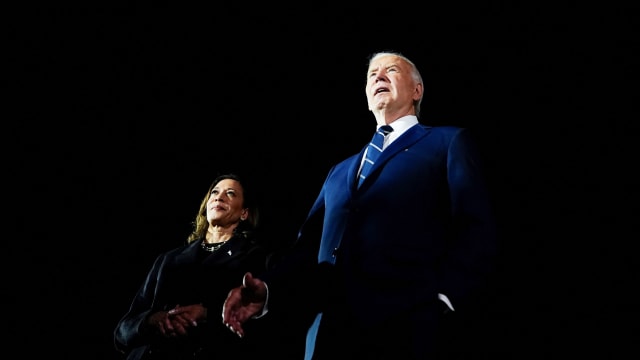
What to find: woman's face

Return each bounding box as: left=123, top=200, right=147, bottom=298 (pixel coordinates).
left=206, top=179, right=248, bottom=227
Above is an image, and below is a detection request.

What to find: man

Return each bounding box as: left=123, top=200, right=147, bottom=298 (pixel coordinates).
left=222, top=51, right=498, bottom=359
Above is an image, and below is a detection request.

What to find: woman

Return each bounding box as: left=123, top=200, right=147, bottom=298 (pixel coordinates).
left=114, top=173, right=286, bottom=359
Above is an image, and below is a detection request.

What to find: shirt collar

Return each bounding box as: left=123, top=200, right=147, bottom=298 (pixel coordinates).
left=379, top=115, right=419, bottom=144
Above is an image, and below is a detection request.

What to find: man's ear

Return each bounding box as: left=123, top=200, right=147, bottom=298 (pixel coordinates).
left=413, top=83, right=423, bottom=101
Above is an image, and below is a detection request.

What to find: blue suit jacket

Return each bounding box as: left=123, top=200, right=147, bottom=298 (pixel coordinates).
left=267, top=124, right=497, bottom=359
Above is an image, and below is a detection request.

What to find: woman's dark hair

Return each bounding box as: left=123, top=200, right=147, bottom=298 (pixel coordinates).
left=186, top=173, right=259, bottom=243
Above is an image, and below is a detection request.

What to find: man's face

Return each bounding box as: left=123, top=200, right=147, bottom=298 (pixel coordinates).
left=366, top=55, right=419, bottom=113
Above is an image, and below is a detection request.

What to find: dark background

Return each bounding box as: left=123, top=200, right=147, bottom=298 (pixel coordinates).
left=7, top=4, right=638, bottom=359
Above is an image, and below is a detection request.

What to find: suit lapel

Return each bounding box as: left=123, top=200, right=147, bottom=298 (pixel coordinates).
left=348, top=146, right=368, bottom=191
left=174, top=241, right=200, bottom=265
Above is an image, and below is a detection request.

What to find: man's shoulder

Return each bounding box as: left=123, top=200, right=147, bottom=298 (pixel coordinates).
left=419, top=124, right=465, bottom=133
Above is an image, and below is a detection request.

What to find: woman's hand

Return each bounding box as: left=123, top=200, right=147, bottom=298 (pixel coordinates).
left=147, top=303, right=207, bottom=337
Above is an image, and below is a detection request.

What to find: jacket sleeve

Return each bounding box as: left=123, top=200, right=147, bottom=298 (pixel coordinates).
left=261, top=182, right=327, bottom=313
left=440, top=128, right=498, bottom=310
left=113, top=253, right=166, bottom=355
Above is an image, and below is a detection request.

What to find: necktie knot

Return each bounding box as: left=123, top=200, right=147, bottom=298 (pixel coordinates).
left=379, top=125, right=393, bottom=136
left=358, top=125, right=394, bottom=188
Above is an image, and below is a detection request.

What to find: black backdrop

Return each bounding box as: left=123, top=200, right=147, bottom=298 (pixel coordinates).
left=8, top=4, right=638, bottom=359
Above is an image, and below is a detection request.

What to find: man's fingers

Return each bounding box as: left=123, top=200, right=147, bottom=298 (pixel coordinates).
left=228, top=324, right=243, bottom=338
left=242, top=272, right=253, bottom=288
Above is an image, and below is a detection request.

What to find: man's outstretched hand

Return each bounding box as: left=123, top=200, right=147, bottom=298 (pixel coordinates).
left=222, top=272, right=267, bottom=338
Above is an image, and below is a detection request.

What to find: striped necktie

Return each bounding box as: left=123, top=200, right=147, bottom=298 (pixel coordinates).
left=358, top=125, right=393, bottom=188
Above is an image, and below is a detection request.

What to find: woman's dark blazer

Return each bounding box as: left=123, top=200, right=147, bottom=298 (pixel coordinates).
left=114, top=236, right=283, bottom=359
